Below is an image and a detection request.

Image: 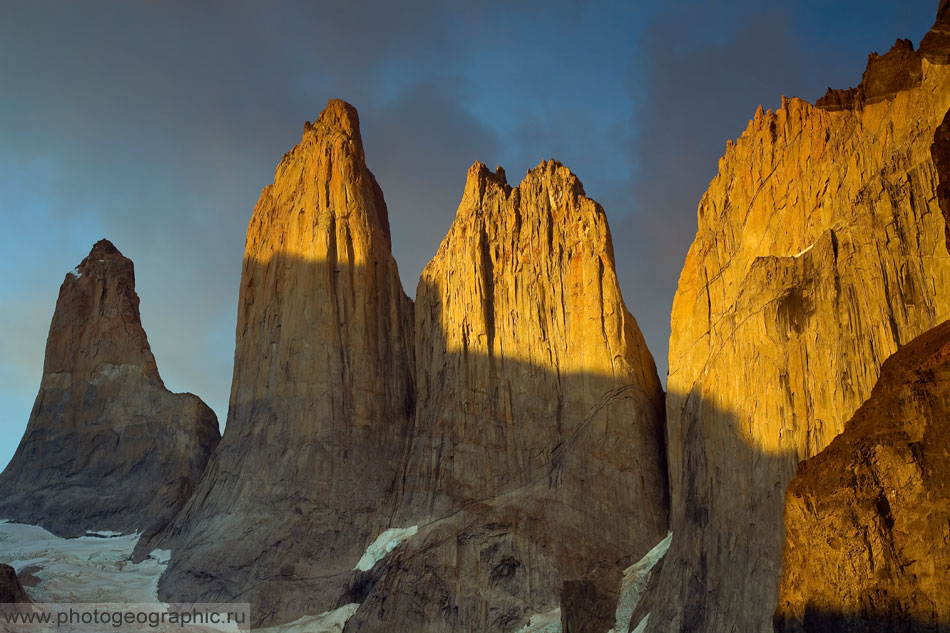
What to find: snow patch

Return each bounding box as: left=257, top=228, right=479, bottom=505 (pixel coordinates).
left=149, top=548, right=172, bottom=565
left=354, top=525, right=418, bottom=572
left=255, top=603, right=359, bottom=633
left=68, top=267, right=82, bottom=278
left=793, top=242, right=816, bottom=258
left=519, top=607, right=561, bottom=632
left=631, top=613, right=650, bottom=633
left=607, top=532, right=672, bottom=633
left=85, top=530, right=124, bottom=538
left=0, top=521, right=356, bottom=633
left=0, top=521, right=163, bottom=603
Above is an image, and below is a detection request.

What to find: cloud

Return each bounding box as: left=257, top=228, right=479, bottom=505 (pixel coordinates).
left=0, top=0, right=940, bottom=471
left=613, top=0, right=938, bottom=378
left=0, top=1, right=510, bottom=468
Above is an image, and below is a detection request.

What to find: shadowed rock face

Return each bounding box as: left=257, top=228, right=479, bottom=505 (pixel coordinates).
left=152, top=100, right=415, bottom=626
left=934, top=107, right=950, bottom=250
left=646, top=3, right=950, bottom=632
left=0, top=240, right=219, bottom=539
left=0, top=565, right=30, bottom=604
left=345, top=161, right=667, bottom=633
left=775, top=319, right=950, bottom=633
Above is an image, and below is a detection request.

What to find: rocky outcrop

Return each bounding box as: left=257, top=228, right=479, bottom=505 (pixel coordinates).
left=921, top=0, right=950, bottom=64
left=774, top=319, right=950, bottom=632
left=817, top=1, right=949, bottom=111
left=815, top=38, right=923, bottom=110
left=345, top=161, right=667, bottom=632
left=153, top=100, right=415, bottom=626
left=646, top=4, right=950, bottom=632
left=0, top=565, right=30, bottom=604
left=0, top=240, right=219, bottom=538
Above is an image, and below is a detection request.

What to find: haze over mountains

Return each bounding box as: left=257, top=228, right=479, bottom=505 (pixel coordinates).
left=1, top=2, right=950, bottom=633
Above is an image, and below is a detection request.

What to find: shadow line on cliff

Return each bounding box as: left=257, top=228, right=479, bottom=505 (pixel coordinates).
left=140, top=251, right=669, bottom=631
left=774, top=607, right=950, bottom=633
left=1, top=250, right=933, bottom=633
left=656, top=380, right=950, bottom=633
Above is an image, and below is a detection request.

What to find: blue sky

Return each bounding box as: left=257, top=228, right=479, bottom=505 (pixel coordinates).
left=0, top=0, right=939, bottom=469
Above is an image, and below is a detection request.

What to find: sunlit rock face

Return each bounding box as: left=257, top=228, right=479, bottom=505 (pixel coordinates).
left=152, top=100, right=415, bottom=626
left=774, top=319, right=950, bottom=633
left=646, top=4, right=950, bottom=632
left=345, top=161, right=668, bottom=633
left=0, top=240, right=219, bottom=539
left=404, top=160, right=666, bottom=521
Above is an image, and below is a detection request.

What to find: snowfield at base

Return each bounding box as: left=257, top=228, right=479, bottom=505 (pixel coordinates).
left=0, top=520, right=163, bottom=603
left=0, top=519, right=664, bottom=632
left=519, top=607, right=561, bottom=632
left=0, top=521, right=360, bottom=632
left=608, top=532, right=672, bottom=633
left=354, top=525, right=418, bottom=572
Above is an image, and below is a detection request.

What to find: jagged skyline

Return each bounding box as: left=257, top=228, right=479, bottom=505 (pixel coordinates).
left=0, top=0, right=937, bottom=471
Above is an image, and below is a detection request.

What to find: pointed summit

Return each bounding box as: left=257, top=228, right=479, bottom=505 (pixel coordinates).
left=154, top=100, right=414, bottom=626
left=45, top=238, right=159, bottom=381
left=312, top=98, right=363, bottom=144
left=346, top=159, right=667, bottom=632
left=0, top=240, right=220, bottom=538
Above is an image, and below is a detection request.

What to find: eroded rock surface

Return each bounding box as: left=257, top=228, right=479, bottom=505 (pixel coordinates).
left=0, top=240, right=219, bottom=538
left=345, top=161, right=667, bottom=633
left=647, top=4, right=950, bottom=632
left=153, top=100, right=415, bottom=626
left=775, top=320, right=950, bottom=633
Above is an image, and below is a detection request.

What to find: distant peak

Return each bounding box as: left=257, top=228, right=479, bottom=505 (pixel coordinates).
left=68, top=239, right=134, bottom=281
left=310, top=99, right=361, bottom=138
left=89, top=238, right=121, bottom=259
left=463, top=159, right=591, bottom=203
left=463, top=161, right=512, bottom=200
left=524, top=159, right=588, bottom=197
left=297, top=99, right=366, bottom=164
